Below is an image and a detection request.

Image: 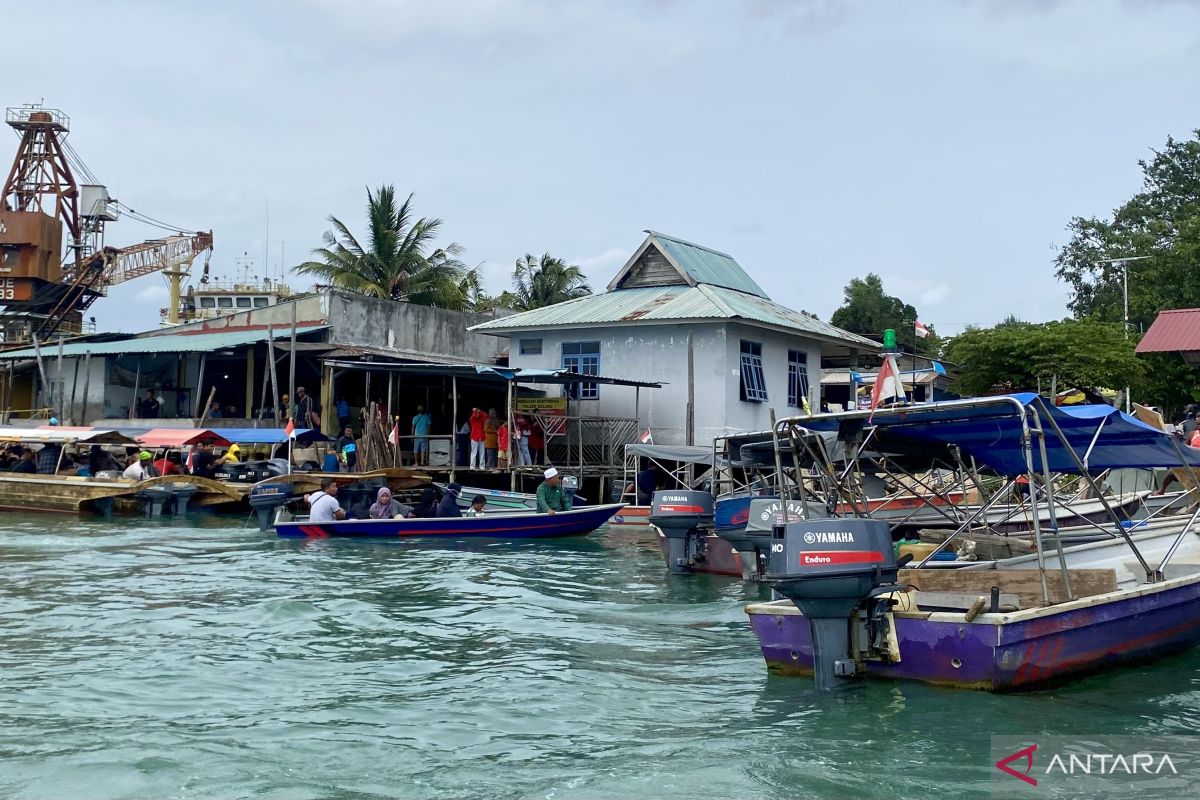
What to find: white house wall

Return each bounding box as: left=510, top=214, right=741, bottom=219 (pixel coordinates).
left=722, top=322, right=820, bottom=434
left=504, top=323, right=729, bottom=446
left=501, top=320, right=827, bottom=446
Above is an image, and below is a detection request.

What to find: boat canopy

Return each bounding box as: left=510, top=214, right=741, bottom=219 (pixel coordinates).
left=0, top=426, right=138, bottom=445
left=789, top=393, right=1200, bottom=475
left=206, top=427, right=330, bottom=444
left=624, top=443, right=718, bottom=466
left=136, top=428, right=231, bottom=448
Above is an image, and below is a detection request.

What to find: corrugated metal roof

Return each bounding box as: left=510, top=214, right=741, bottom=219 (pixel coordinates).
left=1136, top=308, right=1200, bottom=354
left=0, top=326, right=328, bottom=359
left=648, top=230, right=769, bottom=298
left=469, top=285, right=876, bottom=348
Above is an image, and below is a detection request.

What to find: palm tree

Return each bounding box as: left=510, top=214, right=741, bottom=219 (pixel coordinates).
left=295, top=185, right=471, bottom=309
left=510, top=253, right=591, bottom=311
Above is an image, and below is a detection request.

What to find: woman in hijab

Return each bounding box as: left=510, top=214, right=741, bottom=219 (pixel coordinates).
left=369, top=486, right=413, bottom=519
left=436, top=483, right=463, bottom=518
left=412, top=487, right=439, bottom=518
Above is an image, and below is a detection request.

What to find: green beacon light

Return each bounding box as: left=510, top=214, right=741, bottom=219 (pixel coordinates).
left=882, top=328, right=897, bottom=352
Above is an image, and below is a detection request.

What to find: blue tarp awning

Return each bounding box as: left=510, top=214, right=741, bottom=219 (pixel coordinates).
left=794, top=393, right=1200, bottom=475
left=206, top=427, right=330, bottom=444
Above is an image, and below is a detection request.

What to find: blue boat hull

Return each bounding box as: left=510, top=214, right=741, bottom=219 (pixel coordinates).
left=275, top=503, right=624, bottom=539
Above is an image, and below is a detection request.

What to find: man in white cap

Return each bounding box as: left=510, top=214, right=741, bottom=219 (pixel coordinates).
left=536, top=467, right=571, bottom=514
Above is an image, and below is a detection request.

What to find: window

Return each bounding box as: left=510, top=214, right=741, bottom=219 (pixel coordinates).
left=1, top=246, right=19, bottom=269
left=236, top=297, right=252, bottom=308
left=217, top=296, right=233, bottom=308
left=199, top=297, right=216, bottom=308
left=562, top=341, right=600, bottom=400
left=788, top=349, right=809, bottom=408
left=253, top=297, right=269, bottom=308
left=739, top=340, right=768, bottom=402
left=519, top=338, right=543, bottom=356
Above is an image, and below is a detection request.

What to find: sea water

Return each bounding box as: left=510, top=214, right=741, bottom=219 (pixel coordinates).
left=2, top=516, right=1199, bottom=799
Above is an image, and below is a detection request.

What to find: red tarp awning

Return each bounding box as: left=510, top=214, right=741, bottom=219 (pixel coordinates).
left=136, top=429, right=231, bottom=448
left=1136, top=308, right=1200, bottom=354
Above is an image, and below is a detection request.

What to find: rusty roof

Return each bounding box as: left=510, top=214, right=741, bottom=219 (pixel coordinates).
left=1136, top=308, right=1200, bottom=354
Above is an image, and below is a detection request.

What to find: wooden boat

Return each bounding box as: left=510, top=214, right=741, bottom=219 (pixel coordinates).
left=274, top=503, right=625, bottom=539
left=610, top=505, right=651, bottom=527
left=742, top=393, right=1200, bottom=691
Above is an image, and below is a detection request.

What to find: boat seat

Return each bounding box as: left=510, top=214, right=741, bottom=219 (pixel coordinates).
left=899, top=568, right=1119, bottom=609
left=909, top=589, right=1020, bottom=613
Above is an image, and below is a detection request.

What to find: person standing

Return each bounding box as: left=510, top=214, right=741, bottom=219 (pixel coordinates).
left=529, top=419, right=545, bottom=465
left=411, top=405, right=433, bottom=466
left=335, top=397, right=351, bottom=431
left=514, top=415, right=532, bottom=466
left=336, top=426, right=358, bottom=471
left=497, top=418, right=510, bottom=470
left=137, top=390, right=161, bottom=419
left=536, top=467, right=572, bottom=514
left=307, top=478, right=346, bottom=522
left=468, top=407, right=487, bottom=469
left=484, top=409, right=500, bottom=469
left=294, top=387, right=320, bottom=431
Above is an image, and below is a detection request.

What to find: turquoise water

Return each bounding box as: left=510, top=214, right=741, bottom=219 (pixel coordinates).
left=2, top=516, right=1200, bottom=800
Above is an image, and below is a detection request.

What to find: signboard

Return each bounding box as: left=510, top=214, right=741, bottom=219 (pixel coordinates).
left=514, top=396, right=565, bottom=413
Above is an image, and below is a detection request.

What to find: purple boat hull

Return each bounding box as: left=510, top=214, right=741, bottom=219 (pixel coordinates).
left=747, top=573, right=1200, bottom=691
left=276, top=503, right=623, bottom=539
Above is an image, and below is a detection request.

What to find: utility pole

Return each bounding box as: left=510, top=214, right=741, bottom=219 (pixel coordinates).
left=1095, top=256, right=1151, bottom=414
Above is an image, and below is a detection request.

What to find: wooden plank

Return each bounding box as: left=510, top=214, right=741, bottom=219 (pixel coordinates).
left=899, top=568, right=1118, bottom=608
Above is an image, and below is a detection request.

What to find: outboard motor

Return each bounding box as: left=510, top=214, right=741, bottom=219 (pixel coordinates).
left=249, top=482, right=292, bottom=531
left=650, top=490, right=715, bottom=574
left=766, top=518, right=903, bottom=690
left=715, top=498, right=828, bottom=580
left=138, top=484, right=174, bottom=518
left=167, top=482, right=199, bottom=515
left=562, top=475, right=579, bottom=506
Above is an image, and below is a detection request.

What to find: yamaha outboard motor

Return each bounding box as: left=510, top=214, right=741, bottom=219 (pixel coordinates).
left=650, top=490, right=715, bottom=574
left=249, top=482, right=291, bottom=531
left=562, top=475, right=580, bottom=506
left=766, top=518, right=902, bottom=690
left=715, top=498, right=828, bottom=580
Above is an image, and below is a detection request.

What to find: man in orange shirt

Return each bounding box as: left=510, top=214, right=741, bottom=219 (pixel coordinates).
left=484, top=409, right=500, bottom=469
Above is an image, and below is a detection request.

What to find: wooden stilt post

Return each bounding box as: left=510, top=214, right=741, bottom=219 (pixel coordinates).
left=507, top=377, right=515, bottom=490
left=193, top=352, right=208, bottom=420
left=451, top=373, right=458, bottom=484
left=129, top=358, right=142, bottom=420
left=79, top=352, right=92, bottom=425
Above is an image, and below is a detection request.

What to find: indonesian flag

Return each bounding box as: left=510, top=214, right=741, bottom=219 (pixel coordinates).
left=389, top=423, right=399, bottom=446
left=868, top=357, right=905, bottom=421
left=284, top=418, right=296, bottom=439
left=186, top=447, right=194, bottom=472
left=914, top=320, right=930, bottom=339
left=639, top=429, right=653, bottom=444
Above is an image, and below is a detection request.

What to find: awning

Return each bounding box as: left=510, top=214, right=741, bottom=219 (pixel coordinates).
left=0, top=426, right=137, bottom=445
left=206, top=427, right=330, bottom=444
left=625, top=443, right=717, bottom=465
left=790, top=393, right=1200, bottom=474
left=0, top=326, right=328, bottom=360
left=136, top=428, right=231, bottom=448
left=1136, top=308, right=1200, bottom=361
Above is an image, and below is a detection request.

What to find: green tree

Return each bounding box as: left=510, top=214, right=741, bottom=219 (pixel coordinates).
left=507, top=253, right=591, bottom=311
left=830, top=273, right=937, bottom=353
left=943, top=319, right=1144, bottom=397
left=1054, top=129, right=1200, bottom=412
left=296, top=185, right=472, bottom=309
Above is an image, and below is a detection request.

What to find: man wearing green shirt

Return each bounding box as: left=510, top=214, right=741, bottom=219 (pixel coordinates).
left=536, top=467, right=572, bottom=514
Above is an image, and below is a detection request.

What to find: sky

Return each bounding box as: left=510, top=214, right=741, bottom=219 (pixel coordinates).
left=5, top=0, right=1200, bottom=335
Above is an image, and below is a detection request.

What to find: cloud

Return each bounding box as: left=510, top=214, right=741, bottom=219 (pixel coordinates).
left=133, top=284, right=168, bottom=304
left=573, top=247, right=628, bottom=285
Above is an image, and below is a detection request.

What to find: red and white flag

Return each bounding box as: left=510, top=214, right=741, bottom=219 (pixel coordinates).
left=914, top=320, right=930, bottom=339
left=283, top=418, right=296, bottom=439
left=868, top=357, right=905, bottom=421
left=186, top=447, right=194, bottom=472
left=639, top=429, right=653, bottom=444
left=389, top=423, right=399, bottom=446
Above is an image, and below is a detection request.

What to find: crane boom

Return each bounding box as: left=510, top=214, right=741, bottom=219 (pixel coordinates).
left=97, top=231, right=214, bottom=286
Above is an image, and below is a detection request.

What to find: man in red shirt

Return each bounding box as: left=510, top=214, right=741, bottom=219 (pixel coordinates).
left=153, top=453, right=182, bottom=476
left=469, top=407, right=488, bottom=469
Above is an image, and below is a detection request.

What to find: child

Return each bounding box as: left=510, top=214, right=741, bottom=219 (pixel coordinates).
left=467, top=494, right=487, bottom=517
left=497, top=420, right=510, bottom=469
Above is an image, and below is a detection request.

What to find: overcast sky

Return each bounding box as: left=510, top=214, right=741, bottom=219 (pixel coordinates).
left=6, top=0, right=1199, bottom=334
